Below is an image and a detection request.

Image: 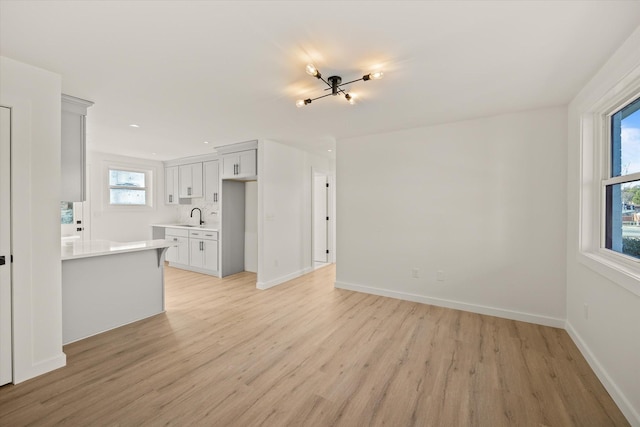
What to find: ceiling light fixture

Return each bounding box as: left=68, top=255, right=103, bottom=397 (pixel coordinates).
left=296, top=64, right=383, bottom=107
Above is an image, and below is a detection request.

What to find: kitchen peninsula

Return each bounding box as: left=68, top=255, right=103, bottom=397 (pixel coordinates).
left=61, top=239, right=173, bottom=344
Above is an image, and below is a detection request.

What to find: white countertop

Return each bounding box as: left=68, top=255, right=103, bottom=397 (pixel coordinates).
left=62, top=239, right=174, bottom=261
left=151, top=223, right=219, bottom=232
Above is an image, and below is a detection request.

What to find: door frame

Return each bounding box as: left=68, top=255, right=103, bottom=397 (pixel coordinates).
left=311, top=167, right=335, bottom=267
left=0, top=105, right=13, bottom=385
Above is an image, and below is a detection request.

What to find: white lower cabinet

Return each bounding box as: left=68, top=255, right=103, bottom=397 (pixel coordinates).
left=189, top=230, right=218, bottom=271
left=165, top=228, right=189, bottom=265
left=164, top=227, right=218, bottom=276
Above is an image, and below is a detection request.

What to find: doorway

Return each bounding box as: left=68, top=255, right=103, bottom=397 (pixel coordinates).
left=61, top=201, right=86, bottom=243
left=312, top=170, right=333, bottom=269
left=0, top=105, right=12, bottom=385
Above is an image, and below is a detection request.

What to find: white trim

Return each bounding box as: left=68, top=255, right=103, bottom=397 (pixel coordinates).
left=167, top=262, right=219, bottom=277
left=334, top=280, right=565, bottom=328
left=565, top=322, right=640, bottom=427
left=13, top=353, right=66, bottom=384
left=257, top=267, right=313, bottom=290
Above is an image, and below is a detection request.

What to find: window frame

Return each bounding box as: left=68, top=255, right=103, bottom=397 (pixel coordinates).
left=103, top=163, right=154, bottom=210
left=579, top=70, right=640, bottom=297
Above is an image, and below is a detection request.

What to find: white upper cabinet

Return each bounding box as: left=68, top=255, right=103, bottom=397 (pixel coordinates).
left=165, top=166, right=179, bottom=204
left=61, top=94, right=93, bottom=202
left=221, top=149, right=257, bottom=180
left=204, top=160, right=220, bottom=204
left=179, top=162, right=203, bottom=198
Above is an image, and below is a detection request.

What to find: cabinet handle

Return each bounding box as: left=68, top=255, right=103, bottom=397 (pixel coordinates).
left=173, top=238, right=178, bottom=241
left=187, top=187, right=192, bottom=196
left=200, top=241, right=203, bottom=251
left=169, top=194, right=173, bottom=203
left=213, top=192, right=218, bottom=202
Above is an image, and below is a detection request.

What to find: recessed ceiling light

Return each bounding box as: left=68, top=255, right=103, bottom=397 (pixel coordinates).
left=152, top=152, right=157, bottom=156
left=129, top=124, right=140, bottom=128
left=203, top=141, right=209, bottom=144
left=328, top=149, right=333, bottom=152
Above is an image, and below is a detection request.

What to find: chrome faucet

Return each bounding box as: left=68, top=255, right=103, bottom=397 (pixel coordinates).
left=190, top=207, right=204, bottom=225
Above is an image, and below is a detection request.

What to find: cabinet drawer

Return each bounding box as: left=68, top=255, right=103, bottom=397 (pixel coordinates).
left=166, top=228, right=189, bottom=238
left=189, top=230, right=218, bottom=240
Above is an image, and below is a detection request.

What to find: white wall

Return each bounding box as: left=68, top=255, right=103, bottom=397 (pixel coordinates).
left=257, top=140, right=333, bottom=288
left=336, top=106, right=568, bottom=326
left=0, top=57, right=66, bottom=382
left=86, top=151, right=178, bottom=242
left=566, top=26, right=640, bottom=425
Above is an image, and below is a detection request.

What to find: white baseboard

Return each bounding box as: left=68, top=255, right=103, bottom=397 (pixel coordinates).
left=257, top=267, right=313, bottom=290
left=565, top=322, right=640, bottom=427
left=334, top=280, right=565, bottom=328
left=14, top=352, right=66, bottom=384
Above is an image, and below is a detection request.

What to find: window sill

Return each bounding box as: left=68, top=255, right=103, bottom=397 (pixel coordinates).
left=578, top=250, right=640, bottom=297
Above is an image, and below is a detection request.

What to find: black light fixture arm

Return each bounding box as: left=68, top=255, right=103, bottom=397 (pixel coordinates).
left=296, top=65, right=383, bottom=107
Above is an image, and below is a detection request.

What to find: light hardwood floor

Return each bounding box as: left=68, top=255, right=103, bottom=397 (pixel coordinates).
left=0, top=265, right=629, bottom=426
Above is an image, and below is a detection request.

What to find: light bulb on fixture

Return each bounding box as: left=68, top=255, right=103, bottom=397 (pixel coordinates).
left=305, top=64, right=320, bottom=78
left=345, top=93, right=356, bottom=104
left=363, top=71, right=384, bottom=81
left=296, top=98, right=312, bottom=108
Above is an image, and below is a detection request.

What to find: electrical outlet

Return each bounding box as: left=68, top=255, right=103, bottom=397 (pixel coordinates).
left=583, top=303, right=589, bottom=320
left=436, top=270, right=445, bottom=282
left=411, top=268, right=419, bottom=279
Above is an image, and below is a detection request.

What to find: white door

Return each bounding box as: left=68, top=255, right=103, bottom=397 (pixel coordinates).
left=313, top=173, right=328, bottom=263
left=0, top=106, right=13, bottom=385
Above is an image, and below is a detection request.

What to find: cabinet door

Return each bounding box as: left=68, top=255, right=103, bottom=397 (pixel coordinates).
left=165, top=166, right=179, bottom=204
left=203, top=239, right=218, bottom=271
left=176, top=237, right=189, bottom=265
left=165, top=241, right=177, bottom=263
left=204, top=160, right=220, bottom=203
left=189, top=239, right=204, bottom=268
left=166, top=235, right=189, bottom=264
left=179, top=163, right=203, bottom=198
left=221, top=150, right=257, bottom=179
left=222, top=154, right=238, bottom=179
left=61, top=110, right=85, bottom=202
left=238, top=149, right=257, bottom=178
left=191, top=163, right=203, bottom=197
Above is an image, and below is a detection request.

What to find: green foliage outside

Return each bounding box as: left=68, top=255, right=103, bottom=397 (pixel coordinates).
left=622, top=185, right=640, bottom=206
left=623, top=237, right=640, bottom=258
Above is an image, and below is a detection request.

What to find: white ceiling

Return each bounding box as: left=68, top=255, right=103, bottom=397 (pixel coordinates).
left=1, top=1, right=640, bottom=161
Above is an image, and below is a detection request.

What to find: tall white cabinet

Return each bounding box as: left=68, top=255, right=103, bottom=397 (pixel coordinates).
left=216, top=140, right=258, bottom=277
left=61, top=94, right=93, bottom=202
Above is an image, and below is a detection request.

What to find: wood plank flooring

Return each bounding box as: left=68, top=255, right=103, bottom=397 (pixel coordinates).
left=0, top=265, right=629, bottom=426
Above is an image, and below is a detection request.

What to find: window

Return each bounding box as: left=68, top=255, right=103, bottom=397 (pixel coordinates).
left=603, top=97, right=640, bottom=259
left=577, top=65, right=640, bottom=297
left=108, top=168, right=148, bottom=206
